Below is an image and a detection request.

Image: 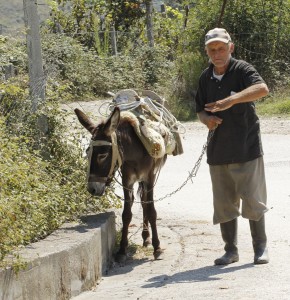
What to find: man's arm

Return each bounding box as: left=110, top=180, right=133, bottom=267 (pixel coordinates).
left=204, top=83, right=269, bottom=113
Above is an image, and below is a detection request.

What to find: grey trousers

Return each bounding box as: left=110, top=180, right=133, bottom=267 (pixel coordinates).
left=209, top=157, right=268, bottom=225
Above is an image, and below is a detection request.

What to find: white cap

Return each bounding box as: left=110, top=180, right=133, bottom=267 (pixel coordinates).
left=205, top=28, right=231, bottom=45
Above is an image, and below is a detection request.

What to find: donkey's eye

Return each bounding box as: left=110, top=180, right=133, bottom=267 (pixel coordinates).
left=98, top=153, right=108, bottom=163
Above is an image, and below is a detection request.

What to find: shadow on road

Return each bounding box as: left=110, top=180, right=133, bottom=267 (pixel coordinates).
left=142, top=263, right=254, bottom=288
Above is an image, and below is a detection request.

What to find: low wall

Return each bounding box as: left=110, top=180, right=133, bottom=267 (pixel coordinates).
left=0, top=212, right=116, bottom=300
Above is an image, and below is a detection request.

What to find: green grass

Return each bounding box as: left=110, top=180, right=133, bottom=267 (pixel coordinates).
left=256, top=92, right=290, bottom=116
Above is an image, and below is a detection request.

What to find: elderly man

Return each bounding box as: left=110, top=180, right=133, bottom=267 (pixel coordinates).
left=195, top=28, right=270, bottom=265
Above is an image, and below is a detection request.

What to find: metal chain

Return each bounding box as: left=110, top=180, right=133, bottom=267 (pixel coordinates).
left=112, top=129, right=215, bottom=204
left=153, top=129, right=215, bottom=202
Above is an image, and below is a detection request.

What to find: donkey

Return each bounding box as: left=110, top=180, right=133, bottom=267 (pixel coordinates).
left=75, top=107, right=167, bottom=262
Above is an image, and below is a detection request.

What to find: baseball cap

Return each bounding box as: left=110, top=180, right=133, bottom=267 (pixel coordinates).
left=205, top=28, right=231, bottom=45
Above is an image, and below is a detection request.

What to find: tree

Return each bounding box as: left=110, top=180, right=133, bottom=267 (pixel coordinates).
left=46, top=0, right=145, bottom=54
left=178, top=0, right=290, bottom=88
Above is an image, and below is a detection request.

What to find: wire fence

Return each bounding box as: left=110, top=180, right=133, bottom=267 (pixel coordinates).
left=232, top=32, right=290, bottom=61
left=1, top=14, right=290, bottom=91
left=2, top=29, right=289, bottom=64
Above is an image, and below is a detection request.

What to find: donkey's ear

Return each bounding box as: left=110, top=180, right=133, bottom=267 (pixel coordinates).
left=74, top=108, right=96, bottom=133
left=104, top=107, right=120, bottom=136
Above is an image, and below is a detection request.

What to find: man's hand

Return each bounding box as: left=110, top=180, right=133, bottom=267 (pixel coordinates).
left=197, top=111, right=223, bottom=130
left=204, top=83, right=269, bottom=113
left=204, top=98, right=233, bottom=113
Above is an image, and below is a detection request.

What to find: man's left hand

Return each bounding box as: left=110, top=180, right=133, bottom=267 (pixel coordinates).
left=204, top=98, right=233, bottom=113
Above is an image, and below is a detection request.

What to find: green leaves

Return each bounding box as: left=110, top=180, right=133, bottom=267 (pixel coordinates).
left=0, top=64, right=122, bottom=269
left=0, top=106, right=121, bottom=268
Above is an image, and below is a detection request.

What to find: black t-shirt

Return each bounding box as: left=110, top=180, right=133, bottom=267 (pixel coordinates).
left=195, top=57, right=265, bottom=165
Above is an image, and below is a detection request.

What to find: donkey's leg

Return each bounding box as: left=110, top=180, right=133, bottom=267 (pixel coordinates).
left=142, top=215, right=151, bottom=247
left=115, top=186, right=134, bottom=263
left=140, top=182, right=152, bottom=247
left=145, top=181, right=163, bottom=260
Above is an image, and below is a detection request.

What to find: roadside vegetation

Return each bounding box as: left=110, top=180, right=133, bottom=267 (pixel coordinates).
left=256, top=91, right=290, bottom=116
left=0, top=0, right=289, bottom=269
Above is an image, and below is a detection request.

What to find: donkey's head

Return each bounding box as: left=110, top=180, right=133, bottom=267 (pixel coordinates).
left=75, top=107, right=121, bottom=196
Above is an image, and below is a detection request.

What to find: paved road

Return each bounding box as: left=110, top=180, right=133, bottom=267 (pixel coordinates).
left=71, top=114, right=290, bottom=300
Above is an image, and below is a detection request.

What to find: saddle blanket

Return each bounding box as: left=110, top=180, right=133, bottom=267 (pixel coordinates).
left=121, top=111, right=178, bottom=158
left=112, top=89, right=183, bottom=158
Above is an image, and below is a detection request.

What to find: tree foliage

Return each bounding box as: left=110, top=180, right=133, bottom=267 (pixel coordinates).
left=0, top=78, right=122, bottom=268
left=46, top=0, right=145, bottom=54
left=167, top=0, right=290, bottom=117
left=45, top=0, right=290, bottom=116
left=182, top=0, right=290, bottom=87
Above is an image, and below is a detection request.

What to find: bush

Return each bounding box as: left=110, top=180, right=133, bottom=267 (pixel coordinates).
left=42, top=34, right=111, bottom=99
left=0, top=35, right=27, bottom=80
left=0, top=76, right=121, bottom=269
left=41, top=34, right=175, bottom=100
left=167, top=51, right=207, bottom=120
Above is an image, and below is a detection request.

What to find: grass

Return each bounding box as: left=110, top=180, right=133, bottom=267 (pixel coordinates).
left=256, top=91, right=290, bottom=116
left=113, top=225, right=154, bottom=263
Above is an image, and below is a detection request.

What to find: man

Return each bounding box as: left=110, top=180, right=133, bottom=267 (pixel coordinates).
left=195, top=28, right=269, bottom=265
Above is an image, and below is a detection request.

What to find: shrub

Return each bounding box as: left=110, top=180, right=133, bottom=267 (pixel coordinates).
left=0, top=75, right=121, bottom=269
left=167, top=51, right=207, bottom=120
left=0, top=35, right=27, bottom=75
left=41, top=34, right=175, bottom=100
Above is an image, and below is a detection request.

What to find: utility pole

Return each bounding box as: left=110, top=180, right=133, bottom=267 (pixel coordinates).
left=23, top=0, right=49, bottom=158
left=23, top=0, right=46, bottom=112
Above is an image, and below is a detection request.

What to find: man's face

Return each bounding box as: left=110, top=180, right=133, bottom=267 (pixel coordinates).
left=205, top=41, right=234, bottom=69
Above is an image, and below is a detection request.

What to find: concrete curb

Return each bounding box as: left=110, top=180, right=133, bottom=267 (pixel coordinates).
left=0, top=212, right=116, bottom=300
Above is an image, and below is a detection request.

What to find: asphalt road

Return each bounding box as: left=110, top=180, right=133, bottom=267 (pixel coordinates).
left=70, top=110, right=290, bottom=300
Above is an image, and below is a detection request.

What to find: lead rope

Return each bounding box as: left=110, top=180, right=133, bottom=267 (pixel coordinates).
left=111, top=129, right=215, bottom=203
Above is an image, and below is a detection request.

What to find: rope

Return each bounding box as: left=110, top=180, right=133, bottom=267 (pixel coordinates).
left=98, top=97, right=186, bottom=135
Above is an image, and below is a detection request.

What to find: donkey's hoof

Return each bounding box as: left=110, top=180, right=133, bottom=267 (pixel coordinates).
left=143, top=238, right=152, bottom=247
left=154, top=249, right=164, bottom=260
left=115, top=253, right=127, bottom=264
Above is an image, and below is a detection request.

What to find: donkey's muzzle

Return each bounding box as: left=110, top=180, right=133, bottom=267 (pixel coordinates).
left=87, top=182, right=106, bottom=196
